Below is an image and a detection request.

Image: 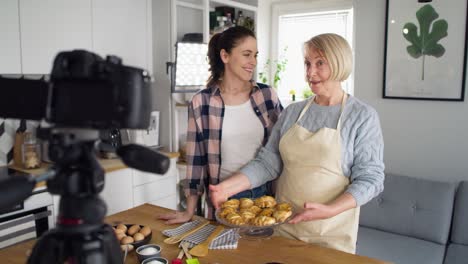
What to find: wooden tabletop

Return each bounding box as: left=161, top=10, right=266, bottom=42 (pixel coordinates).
left=0, top=204, right=390, bottom=264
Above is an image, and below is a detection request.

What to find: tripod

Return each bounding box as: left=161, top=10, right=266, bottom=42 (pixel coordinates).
left=28, top=130, right=123, bottom=264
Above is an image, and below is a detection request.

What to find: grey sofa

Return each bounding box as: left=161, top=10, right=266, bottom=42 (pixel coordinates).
left=444, top=181, right=468, bottom=264
left=356, top=173, right=467, bottom=264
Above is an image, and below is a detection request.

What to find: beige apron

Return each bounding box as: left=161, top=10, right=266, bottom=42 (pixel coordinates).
left=275, top=93, right=360, bottom=254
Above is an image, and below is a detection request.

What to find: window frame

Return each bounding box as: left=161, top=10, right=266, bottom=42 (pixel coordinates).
left=270, top=0, right=354, bottom=100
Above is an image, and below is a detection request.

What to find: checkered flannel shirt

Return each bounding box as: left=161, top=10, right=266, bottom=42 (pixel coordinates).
left=182, top=82, right=283, bottom=219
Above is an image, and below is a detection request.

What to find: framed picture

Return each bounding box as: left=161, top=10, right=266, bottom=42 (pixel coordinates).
left=383, top=0, right=468, bottom=101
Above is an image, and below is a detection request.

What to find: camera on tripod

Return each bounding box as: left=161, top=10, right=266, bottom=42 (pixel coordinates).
left=0, top=50, right=169, bottom=263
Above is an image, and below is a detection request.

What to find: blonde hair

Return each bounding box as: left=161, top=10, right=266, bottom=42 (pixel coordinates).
left=304, top=33, right=352, bottom=81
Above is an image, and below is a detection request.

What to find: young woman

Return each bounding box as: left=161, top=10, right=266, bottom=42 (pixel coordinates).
left=159, top=27, right=283, bottom=223
left=209, top=33, right=385, bottom=254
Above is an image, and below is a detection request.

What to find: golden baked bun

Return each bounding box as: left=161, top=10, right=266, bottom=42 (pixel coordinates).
left=258, top=208, right=274, bottom=217
left=226, top=213, right=245, bottom=225
left=254, top=196, right=277, bottom=208
left=239, top=198, right=254, bottom=209
left=240, top=205, right=262, bottom=215
left=222, top=199, right=240, bottom=209
left=220, top=207, right=237, bottom=218
left=273, top=210, right=292, bottom=222
left=240, top=211, right=256, bottom=223
left=252, top=216, right=276, bottom=226
left=276, top=202, right=292, bottom=211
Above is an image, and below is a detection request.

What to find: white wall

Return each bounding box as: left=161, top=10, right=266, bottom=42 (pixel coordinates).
left=354, top=0, right=468, bottom=182
left=259, top=0, right=468, bottom=182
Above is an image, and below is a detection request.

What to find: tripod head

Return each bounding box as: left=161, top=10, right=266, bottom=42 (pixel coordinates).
left=0, top=50, right=169, bottom=263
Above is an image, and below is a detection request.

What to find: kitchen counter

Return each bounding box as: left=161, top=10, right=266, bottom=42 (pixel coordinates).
left=7, top=151, right=179, bottom=189
left=0, top=204, right=391, bottom=264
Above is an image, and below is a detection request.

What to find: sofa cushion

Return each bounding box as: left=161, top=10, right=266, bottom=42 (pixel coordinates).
left=357, top=227, right=446, bottom=264
left=360, top=173, right=456, bottom=244
left=444, top=244, right=468, bottom=264
left=451, top=181, right=468, bottom=245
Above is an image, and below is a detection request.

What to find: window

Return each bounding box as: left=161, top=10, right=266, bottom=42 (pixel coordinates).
left=269, top=2, right=353, bottom=102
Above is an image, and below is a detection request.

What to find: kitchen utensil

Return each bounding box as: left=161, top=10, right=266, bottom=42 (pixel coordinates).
left=181, top=242, right=200, bottom=264
left=13, top=119, right=27, bottom=167
left=170, top=248, right=184, bottom=264
left=163, top=221, right=209, bottom=244
left=189, top=225, right=224, bottom=257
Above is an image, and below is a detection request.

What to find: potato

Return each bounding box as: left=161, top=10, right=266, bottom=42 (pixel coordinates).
left=140, top=226, right=152, bottom=237
left=116, top=233, right=126, bottom=241
left=127, top=225, right=141, bottom=236
left=120, top=244, right=134, bottom=252
left=121, top=236, right=134, bottom=245
left=116, top=224, right=127, bottom=232
left=133, top=232, right=145, bottom=242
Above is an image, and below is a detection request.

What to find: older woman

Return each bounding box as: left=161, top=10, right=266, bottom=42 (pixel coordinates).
left=209, top=33, right=384, bottom=254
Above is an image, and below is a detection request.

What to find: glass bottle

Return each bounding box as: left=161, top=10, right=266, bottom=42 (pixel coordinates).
left=214, top=16, right=227, bottom=34
left=237, top=11, right=245, bottom=27
left=225, top=13, right=234, bottom=28
left=22, top=132, right=41, bottom=169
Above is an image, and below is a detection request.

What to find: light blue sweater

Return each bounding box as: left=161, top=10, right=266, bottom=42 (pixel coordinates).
left=240, top=95, right=385, bottom=206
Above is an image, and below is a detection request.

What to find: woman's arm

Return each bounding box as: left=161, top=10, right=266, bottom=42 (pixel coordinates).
left=289, top=193, right=357, bottom=224
left=346, top=108, right=385, bottom=206
left=159, top=98, right=207, bottom=223
left=209, top=173, right=251, bottom=209
left=158, top=195, right=198, bottom=224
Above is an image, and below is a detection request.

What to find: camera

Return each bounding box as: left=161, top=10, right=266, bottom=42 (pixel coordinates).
left=0, top=50, right=168, bottom=264
left=0, top=49, right=151, bottom=129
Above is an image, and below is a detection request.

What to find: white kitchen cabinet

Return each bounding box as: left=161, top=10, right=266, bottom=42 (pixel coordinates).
left=100, top=168, right=134, bottom=216
left=99, top=157, right=178, bottom=215
left=0, top=0, right=22, bottom=73
left=19, top=0, right=93, bottom=74
left=92, top=0, right=153, bottom=72
left=132, top=157, right=178, bottom=210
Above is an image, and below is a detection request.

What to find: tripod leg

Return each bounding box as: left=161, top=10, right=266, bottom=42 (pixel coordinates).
left=28, top=230, right=66, bottom=264
left=102, top=224, right=124, bottom=263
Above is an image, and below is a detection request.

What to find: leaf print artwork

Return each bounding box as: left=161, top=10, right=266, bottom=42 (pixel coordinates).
left=402, top=4, right=448, bottom=80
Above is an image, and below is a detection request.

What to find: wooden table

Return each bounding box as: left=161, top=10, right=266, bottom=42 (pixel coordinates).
left=0, top=204, right=390, bottom=264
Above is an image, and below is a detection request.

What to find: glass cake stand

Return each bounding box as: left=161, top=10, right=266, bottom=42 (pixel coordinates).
left=215, top=210, right=291, bottom=239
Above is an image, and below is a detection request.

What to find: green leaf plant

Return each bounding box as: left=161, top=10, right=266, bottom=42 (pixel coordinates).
left=402, top=4, right=448, bottom=80
left=257, top=47, right=288, bottom=89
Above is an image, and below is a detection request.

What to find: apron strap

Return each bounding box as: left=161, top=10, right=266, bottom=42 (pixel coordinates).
left=336, top=92, right=348, bottom=131
left=297, top=92, right=348, bottom=128
left=296, top=97, right=315, bottom=122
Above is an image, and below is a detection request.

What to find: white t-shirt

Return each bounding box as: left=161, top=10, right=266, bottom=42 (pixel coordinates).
left=219, top=100, right=264, bottom=181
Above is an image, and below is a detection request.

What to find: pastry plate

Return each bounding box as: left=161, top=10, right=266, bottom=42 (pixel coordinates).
left=215, top=209, right=294, bottom=239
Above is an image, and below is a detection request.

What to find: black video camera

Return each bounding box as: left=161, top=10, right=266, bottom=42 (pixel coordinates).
left=0, top=50, right=168, bottom=264
left=0, top=50, right=151, bottom=129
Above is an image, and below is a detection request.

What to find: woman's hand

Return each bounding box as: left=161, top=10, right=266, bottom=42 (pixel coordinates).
left=209, top=184, right=228, bottom=209
left=288, top=202, right=336, bottom=224
left=158, top=210, right=193, bottom=225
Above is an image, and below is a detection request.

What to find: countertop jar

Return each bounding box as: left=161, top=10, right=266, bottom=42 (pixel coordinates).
left=22, top=132, right=41, bottom=169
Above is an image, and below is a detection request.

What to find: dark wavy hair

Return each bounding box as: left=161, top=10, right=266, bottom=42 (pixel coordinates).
left=207, top=26, right=256, bottom=87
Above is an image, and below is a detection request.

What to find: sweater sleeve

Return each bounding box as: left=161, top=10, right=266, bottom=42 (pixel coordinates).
left=345, top=108, right=385, bottom=206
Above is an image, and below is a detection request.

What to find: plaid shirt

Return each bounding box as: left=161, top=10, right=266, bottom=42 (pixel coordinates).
left=182, top=82, right=283, bottom=219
